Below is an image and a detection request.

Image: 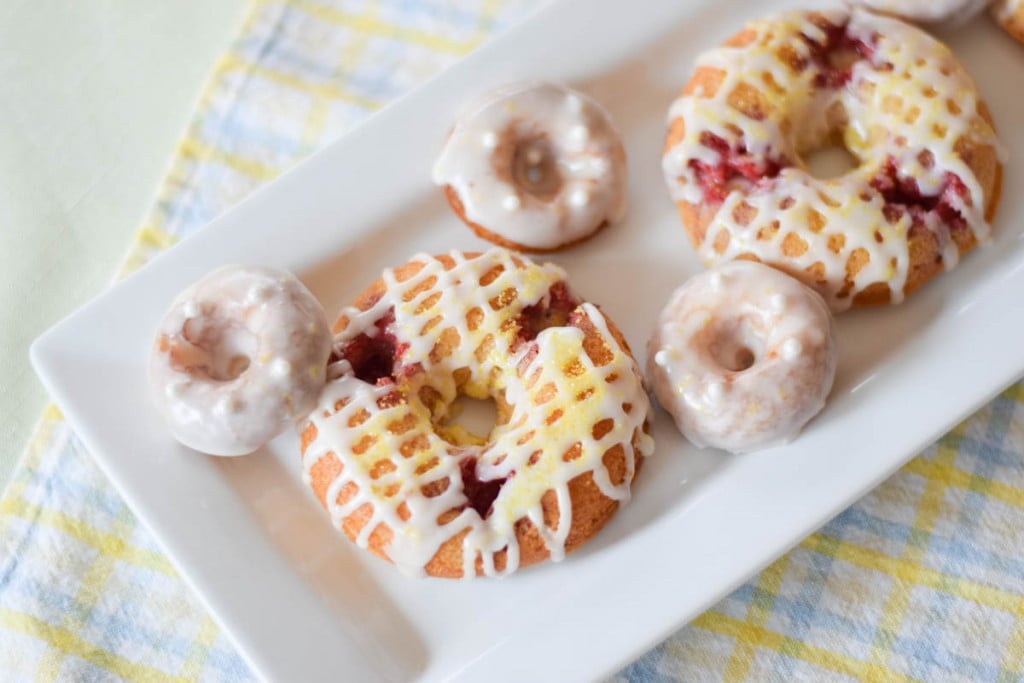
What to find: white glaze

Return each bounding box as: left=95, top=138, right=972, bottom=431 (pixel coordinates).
left=302, top=248, right=653, bottom=578
left=433, top=83, right=628, bottom=250
left=662, top=9, right=1003, bottom=311
left=150, top=266, right=332, bottom=456
left=647, top=261, right=837, bottom=454
left=848, top=0, right=990, bottom=26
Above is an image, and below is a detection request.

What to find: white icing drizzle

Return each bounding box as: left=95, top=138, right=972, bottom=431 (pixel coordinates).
left=433, top=83, right=628, bottom=250
left=150, top=265, right=332, bottom=456
left=848, top=0, right=990, bottom=26
left=662, top=9, right=1003, bottom=311
left=302, top=248, right=653, bottom=578
left=647, top=261, right=838, bottom=454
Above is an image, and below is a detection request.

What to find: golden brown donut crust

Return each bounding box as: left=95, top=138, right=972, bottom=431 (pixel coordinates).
left=664, top=13, right=1003, bottom=308
left=302, top=252, right=650, bottom=578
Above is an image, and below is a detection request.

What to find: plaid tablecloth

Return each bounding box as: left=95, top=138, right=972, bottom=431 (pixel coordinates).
left=3, top=1, right=1024, bottom=680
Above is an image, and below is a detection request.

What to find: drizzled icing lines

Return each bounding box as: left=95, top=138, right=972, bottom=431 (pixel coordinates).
left=302, top=248, right=653, bottom=578
left=663, top=10, right=1002, bottom=310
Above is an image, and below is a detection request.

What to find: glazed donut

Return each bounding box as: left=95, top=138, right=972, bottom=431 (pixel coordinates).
left=846, top=0, right=990, bottom=27
left=647, top=261, right=837, bottom=454
left=662, top=9, right=1003, bottom=311
left=994, top=0, right=1024, bottom=43
left=433, top=83, right=628, bottom=252
left=150, top=265, right=332, bottom=456
left=300, top=248, right=653, bottom=578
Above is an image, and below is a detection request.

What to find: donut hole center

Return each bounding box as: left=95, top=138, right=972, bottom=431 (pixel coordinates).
left=824, top=45, right=861, bottom=76
left=797, top=99, right=861, bottom=181
left=716, top=344, right=756, bottom=372
left=177, top=316, right=256, bottom=382
left=511, top=136, right=563, bottom=201
left=708, top=318, right=763, bottom=373
left=221, top=355, right=251, bottom=380
left=427, top=384, right=511, bottom=519
left=436, top=393, right=501, bottom=446
left=804, top=144, right=858, bottom=180
left=711, top=340, right=756, bottom=373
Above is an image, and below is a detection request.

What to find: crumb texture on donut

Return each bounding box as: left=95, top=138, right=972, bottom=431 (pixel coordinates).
left=301, top=248, right=653, bottom=578
left=662, top=9, right=1003, bottom=310
left=433, top=83, right=628, bottom=252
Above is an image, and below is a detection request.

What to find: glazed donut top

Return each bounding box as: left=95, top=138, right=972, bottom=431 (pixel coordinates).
left=302, top=248, right=653, bottom=577
left=662, top=9, right=1003, bottom=310
left=432, top=83, right=628, bottom=250
left=848, top=0, right=989, bottom=25
left=151, top=265, right=331, bottom=455
left=648, top=261, right=837, bottom=453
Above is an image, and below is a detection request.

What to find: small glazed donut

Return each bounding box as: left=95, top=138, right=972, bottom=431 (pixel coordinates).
left=662, top=9, right=1003, bottom=311
left=648, top=261, right=837, bottom=454
left=846, top=0, right=990, bottom=27
left=433, top=83, right=628, bottom=253
left=301, top=248, right=654, bottom=578
left=151, top=265, right=332, bottom=456
left=994, top=0, right=1024, bottom=43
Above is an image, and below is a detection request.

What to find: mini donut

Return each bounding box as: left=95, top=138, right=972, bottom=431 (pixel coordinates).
left=647, top=261, right=837, bottom=454
left=662, top=9, right=1003, bottom=311
left=150, top=265, right=332, bottom=456
left=300, top=248, right=653, bottom=578
left=994, top=0, right=1024, bottom=43
left=433, top=83, right=628, bottom=253
left=846, top=0, right=990, bottom=27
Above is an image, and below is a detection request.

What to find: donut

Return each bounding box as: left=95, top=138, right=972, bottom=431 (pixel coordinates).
left=662, top=9, right=1004, bottom=311
left=433, top=83, right=628, bottom=253
left=150, top=265, right=332, bottom=456
left=647, top=261, right=837, bottom=454
left=994, top=0, right=1024, bottom=43
left=300, top=248, right=653, bottom=578
left=846, top=0, right=990, bottom=27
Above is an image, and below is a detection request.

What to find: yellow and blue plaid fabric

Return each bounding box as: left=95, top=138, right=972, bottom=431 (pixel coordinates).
left=3, top=1, right=1024, bottom=680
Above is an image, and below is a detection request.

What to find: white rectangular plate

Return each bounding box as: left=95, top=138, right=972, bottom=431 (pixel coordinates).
left=30, top=0, right=1024, bottom=680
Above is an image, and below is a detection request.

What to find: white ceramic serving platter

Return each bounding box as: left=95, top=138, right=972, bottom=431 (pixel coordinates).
left=30, top=0, right=1024, bottom=680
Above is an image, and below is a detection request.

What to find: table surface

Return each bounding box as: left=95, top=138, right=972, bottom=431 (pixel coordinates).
left=0, top=0, right=247, bottom=489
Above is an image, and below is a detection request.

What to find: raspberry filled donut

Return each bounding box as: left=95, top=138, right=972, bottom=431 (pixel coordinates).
left=847, top=0, right=990, bottom=27
left=150, top=266, right=332, bottom=455
left=433, top=83, right=628, bottom=252
left=648, top=261, right=837, bottom=454
left=994, top=0, right=1024, bottom=43
left=662, top=9, right=1003, bottom=311
left=301, top=248, right=653, bottom=578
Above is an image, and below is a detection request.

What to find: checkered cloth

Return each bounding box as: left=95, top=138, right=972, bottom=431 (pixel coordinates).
left=3, top=1, right=1024, bottom=680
